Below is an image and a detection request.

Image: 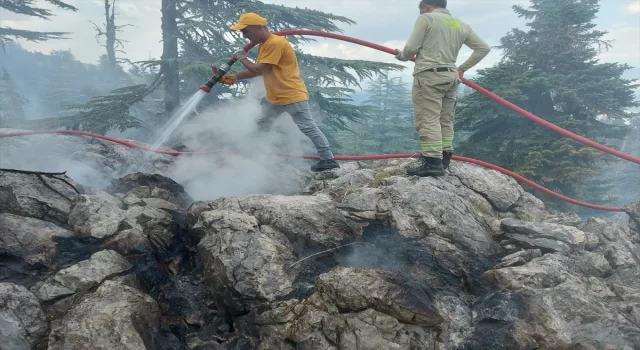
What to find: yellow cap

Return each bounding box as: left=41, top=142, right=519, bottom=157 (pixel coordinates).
left=230, top=13, right=267, bottom=31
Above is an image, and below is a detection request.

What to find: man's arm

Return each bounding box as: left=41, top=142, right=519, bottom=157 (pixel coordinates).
left=457, top=28, right=491, bottom=73
left=233, top=70, right=259, bottom=80
left=237, top=39, right=283, bottom=76
left=397, top=15, right=431, bottom=61
left=237, top=59, right=273, bottom=76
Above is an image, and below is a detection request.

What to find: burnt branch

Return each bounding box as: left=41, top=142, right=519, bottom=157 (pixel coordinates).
left=0, top=168, right=80, bottom=196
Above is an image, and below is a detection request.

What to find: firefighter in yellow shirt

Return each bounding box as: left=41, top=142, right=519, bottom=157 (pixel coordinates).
left=212, top=13, right=339, bottom=172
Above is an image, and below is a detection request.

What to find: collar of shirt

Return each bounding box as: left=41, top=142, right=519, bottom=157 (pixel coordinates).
left=432, top=8, right=451, bottom=15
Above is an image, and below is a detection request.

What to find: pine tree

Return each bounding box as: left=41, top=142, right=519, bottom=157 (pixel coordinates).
left=336, top=73, right=417, bottom=154
left=88, top=0, right=133, bottom=73
left=0, top=0, right=78, bottom=48
left=455, top=0, right=639, bottom=213
left=0, top=67, right=28, bottom=125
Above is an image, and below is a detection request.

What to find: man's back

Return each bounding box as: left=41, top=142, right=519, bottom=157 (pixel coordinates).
left=400, top=8, right=490, bottom=74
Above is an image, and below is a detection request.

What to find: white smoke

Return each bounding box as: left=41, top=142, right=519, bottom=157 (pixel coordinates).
left=0, top=129, right=124, bottom=189
left=0, top=78, right=321, bottom=199
left=165, top=78, right=316, bottom=200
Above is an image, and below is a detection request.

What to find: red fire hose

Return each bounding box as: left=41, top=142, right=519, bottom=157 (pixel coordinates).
left=224, top=30, right=638, bottom=166
left=1, top=30, right=636, bottom=212
left=0, top=129, right=624, bottom=212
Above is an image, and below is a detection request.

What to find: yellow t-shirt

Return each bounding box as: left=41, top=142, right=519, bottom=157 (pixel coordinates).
left=257, top=35, right=309, bottom=106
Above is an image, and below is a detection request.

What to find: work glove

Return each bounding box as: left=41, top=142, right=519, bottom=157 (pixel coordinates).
left=233, top=48, right=248, bottom=60
left=218, top=75, right=237, bottom=85
left=211, top=64, right=237, bottom=85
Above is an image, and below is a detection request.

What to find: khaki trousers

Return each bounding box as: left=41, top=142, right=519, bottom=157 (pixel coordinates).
left=412, top=70, right=460, bottom=158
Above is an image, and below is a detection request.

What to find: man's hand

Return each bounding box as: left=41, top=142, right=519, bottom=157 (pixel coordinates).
left=458, top=70, right=465, bottom=79
left=211, top=64, right=237, bottom=85
left=394, top=49, right=407, bottom=61
left=219, top=75, right=237, bottom=85
left=233, top=48, right=248, bottom=61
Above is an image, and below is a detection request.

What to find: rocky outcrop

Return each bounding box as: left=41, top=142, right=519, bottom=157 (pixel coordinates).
left=1, top=137, right=639, bottom=350
left=189, top=193, right=362, bottom=316
left=33, top=250, right=132, bottom=301
left=0, top=213, right=74, bottom=269
left=0, top=283, right=47, bottom=350
left=47, top=280, right=161, bottom=350
left=67, top=189, right=180, bottom=255
left=0, top=170, right=80, bottom=227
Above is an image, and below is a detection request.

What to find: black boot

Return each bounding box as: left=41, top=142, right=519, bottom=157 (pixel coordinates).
left=311, top=158, right=340, bottom=172
left=406, top=156, right=446, bottom=177
left=442, top=151, right=453, bottom=171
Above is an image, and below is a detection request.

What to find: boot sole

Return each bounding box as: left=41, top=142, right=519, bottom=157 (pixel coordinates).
left=407, top=169, right=446, bottom=177
left=311, top=166, right=340, bottom=172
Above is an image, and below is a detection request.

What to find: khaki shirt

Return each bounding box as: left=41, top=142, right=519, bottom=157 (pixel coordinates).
left=397, top=8, right=490, bottom=75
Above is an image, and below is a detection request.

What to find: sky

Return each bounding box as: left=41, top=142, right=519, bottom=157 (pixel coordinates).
left=1, top=0, right=639, bottom=92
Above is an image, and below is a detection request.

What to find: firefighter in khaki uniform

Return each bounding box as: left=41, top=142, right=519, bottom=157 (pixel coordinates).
left=395, top=0, right=491, bottom=177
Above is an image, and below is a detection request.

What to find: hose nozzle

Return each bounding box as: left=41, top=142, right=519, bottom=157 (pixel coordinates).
left=199, top=58, right=237, bottom=94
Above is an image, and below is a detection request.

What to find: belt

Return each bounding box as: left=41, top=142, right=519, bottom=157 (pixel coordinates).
left=424, top=67, right=456, bottom=72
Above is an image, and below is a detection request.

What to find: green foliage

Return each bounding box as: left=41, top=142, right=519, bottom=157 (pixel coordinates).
left=1, top=43, right=164, bottom=138
left=455, top=0, right=639, bottom=214
left=0, top=0, right=78, bottom=48
left=0, top=67, right=28, bottom=125
left=23, top=84, right=150, bottom=134
left=334, top=73, right=418, bottom=155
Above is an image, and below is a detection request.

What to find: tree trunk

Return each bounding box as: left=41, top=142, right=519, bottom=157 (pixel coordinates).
left=104, top=0, right=117, bottom=71
left=161, top=0, right=180, bottom=113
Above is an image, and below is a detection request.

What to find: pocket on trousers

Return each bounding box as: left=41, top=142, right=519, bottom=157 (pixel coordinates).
left=417, top=71, right=456, bottom=88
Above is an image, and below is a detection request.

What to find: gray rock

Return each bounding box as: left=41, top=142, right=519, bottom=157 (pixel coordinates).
left=450, top=162, right=524, bottom=211
left=0, top=283, right=47, bottom=350
left=303, top=162, right=376, bottom=199
left=106, top=172, right=194, bottom=209
left=482, top=253, right=640, bottom=348
left=47, top=280, right=161, bottom=350
left=68, top=190, right=126, bottom=239
left=573, top=251, right=612, bottom=278
left=544, top=211, right=583, bottom=227
left=623, top=201, right=640, bottom=235
left=0, top=170, right=79, bottom=226
left=379, top=175, right=503, bottom=255
left=197, top=209, right=298, bottom=307
left=500, top=218, right=587, bottom=253
left=580, top=217, right=627, bottom=244
left=337, top=188, right=384, bottom=220
left=68, top=190, right=178, bottom=254
left=0, top=213, right=74, bottom=267
left=603, top=244, right=637, bottom=269
left=34, top=250, right=132, bottom=301
left=495, top=249, right=543, bottom=268
left=316, top=267, right=443, bottom=326
left=238, top=294, right=438, bottom=350
left=189, top=193, right=362, bottom=251
left=509, top=191, right=549, bottom=222
left=191, top=194, right=362, bottom=315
